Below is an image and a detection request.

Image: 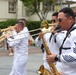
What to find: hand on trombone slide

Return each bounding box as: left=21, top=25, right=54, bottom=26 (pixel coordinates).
left=41, top=25, right=57, bottom=35
left=3, top=34, right=10, bottom=38
left=8, top=26, right=15, bottom=31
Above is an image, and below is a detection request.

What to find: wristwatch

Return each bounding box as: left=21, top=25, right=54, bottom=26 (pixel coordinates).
left=55, top=55, right=61, bottom=61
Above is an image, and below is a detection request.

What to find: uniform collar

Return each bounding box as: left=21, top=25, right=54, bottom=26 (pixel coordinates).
left=68, top=22, right=75, bottom=31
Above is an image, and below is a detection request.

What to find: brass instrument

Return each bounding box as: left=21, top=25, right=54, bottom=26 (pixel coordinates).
left=37, top=20, right=60, bottom=75
left=0, top=21, right=57, bottom=42
left=0, top=27, right=10, bottom=32
left=0, top=26, right=15, bottom=42
left=0, top=26, right=15, bottom=32
left=0, top=36, right=5, bottom=42
left=36, top=65, right=52, bottom=75
left=0, top=35, right=7, bottom=48
left=0, top=20, right=57, bottom=48
left=41, top=20, right=57, bottom=29
left=0, top=36, right=5, bottom=48
left=0, top=29, right=40, bottom=43
left=0, top=26, right=15, bottom=47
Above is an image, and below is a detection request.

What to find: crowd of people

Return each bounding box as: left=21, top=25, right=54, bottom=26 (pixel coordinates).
left=1, top=7, right=76, bottom=75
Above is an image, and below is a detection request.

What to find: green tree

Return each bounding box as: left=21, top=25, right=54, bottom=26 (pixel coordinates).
left=21, top=0, right=57, bottom=21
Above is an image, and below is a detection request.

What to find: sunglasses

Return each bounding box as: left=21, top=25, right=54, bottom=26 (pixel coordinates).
left=51, top=20, right=57, bottom=23
left=57, top=18, right=66, bottom=22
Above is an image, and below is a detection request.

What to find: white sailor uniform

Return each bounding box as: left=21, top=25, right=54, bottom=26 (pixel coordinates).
left=60, top=24, right=76, bottom=75
left=7, top=29, right=29, bottom=75
left=43, top=31, right=67, bottom=72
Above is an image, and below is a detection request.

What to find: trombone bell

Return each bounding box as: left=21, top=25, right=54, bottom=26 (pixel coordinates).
left=41, top=20, right=57, bottom=29
left=41, top=20, right=58, bottom=34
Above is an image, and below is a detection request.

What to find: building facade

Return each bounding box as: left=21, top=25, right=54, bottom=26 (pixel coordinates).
left=0, top=0, right=76, bottom=21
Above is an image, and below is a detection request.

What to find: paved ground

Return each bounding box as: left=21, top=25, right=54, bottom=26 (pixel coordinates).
left=0, top=46, right=44, bottom=75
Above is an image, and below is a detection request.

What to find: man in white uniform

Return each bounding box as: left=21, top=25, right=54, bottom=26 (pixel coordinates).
left=46, top=7, right=76, bottom=75
left=5, top=22, right=29, bottom=75
left=43, top=12, right=67, bottom=72
left=18, top=19, right=29, bottom=37
left=11, top=19, right=29, bottom=38
left=35, top=32, right=44, bottom=53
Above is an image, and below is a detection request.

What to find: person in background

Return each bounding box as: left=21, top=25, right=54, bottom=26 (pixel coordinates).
left=2, top=28, right=14, bottom=56
left=35, top=32, right=44, bottom=53
left=28, top=35, right=35, bottom=46
left=18, top=19, right=33, bottom=45
left=5, top=22, right=29, bottom=75
left=7, top=28, right=14, bottom=56
left=46, top=7, right=76, bottom=75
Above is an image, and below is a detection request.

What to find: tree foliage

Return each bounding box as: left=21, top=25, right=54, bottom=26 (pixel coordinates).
left=21, top=0, right=57, bottom=21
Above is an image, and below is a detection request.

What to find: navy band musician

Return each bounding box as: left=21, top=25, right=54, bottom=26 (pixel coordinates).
left=46, top=7, right=76, bottom=75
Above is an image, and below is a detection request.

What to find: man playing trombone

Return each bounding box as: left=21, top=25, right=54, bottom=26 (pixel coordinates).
left=5, top=22, right=29, bottom=75
left=4, top=22, right=29, bottom=75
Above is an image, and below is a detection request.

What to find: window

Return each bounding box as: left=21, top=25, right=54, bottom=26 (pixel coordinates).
left=26, top=8, right=30, bottom=17
left=8, top=1, right=16, bottom=13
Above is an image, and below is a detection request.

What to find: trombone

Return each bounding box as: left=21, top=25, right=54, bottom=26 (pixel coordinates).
left=0, top=20, right=58, bottom=42
left=0, top=20, right=57, bottom=33
left=0, top=26, right=15, bottom=32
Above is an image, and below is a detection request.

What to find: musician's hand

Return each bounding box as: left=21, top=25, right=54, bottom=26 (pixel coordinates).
left=46, top=53, right=56, bottom=63
left=59, top=72, right=62, bottom=75
left=4, top=34, right=10, bottom=38
left=50, top=26, right=57, bottom=34
left=9, top=26, right=15, bottom=31
left=50, top=26, right=56, bottom=32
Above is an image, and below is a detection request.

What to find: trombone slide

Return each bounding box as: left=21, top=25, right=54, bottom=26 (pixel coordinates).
left=0, top=36, right=5, bottom=42
left=0, top=26, right=15, bottom=32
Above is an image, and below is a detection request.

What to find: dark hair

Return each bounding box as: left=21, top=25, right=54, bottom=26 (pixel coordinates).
left=52, top=12, right=58, bottom=17
left=18, top=18, right=26, bottom=24
left=59, top=7, right=75, bottom=20
left=16, top=22, right=24, bottom=29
